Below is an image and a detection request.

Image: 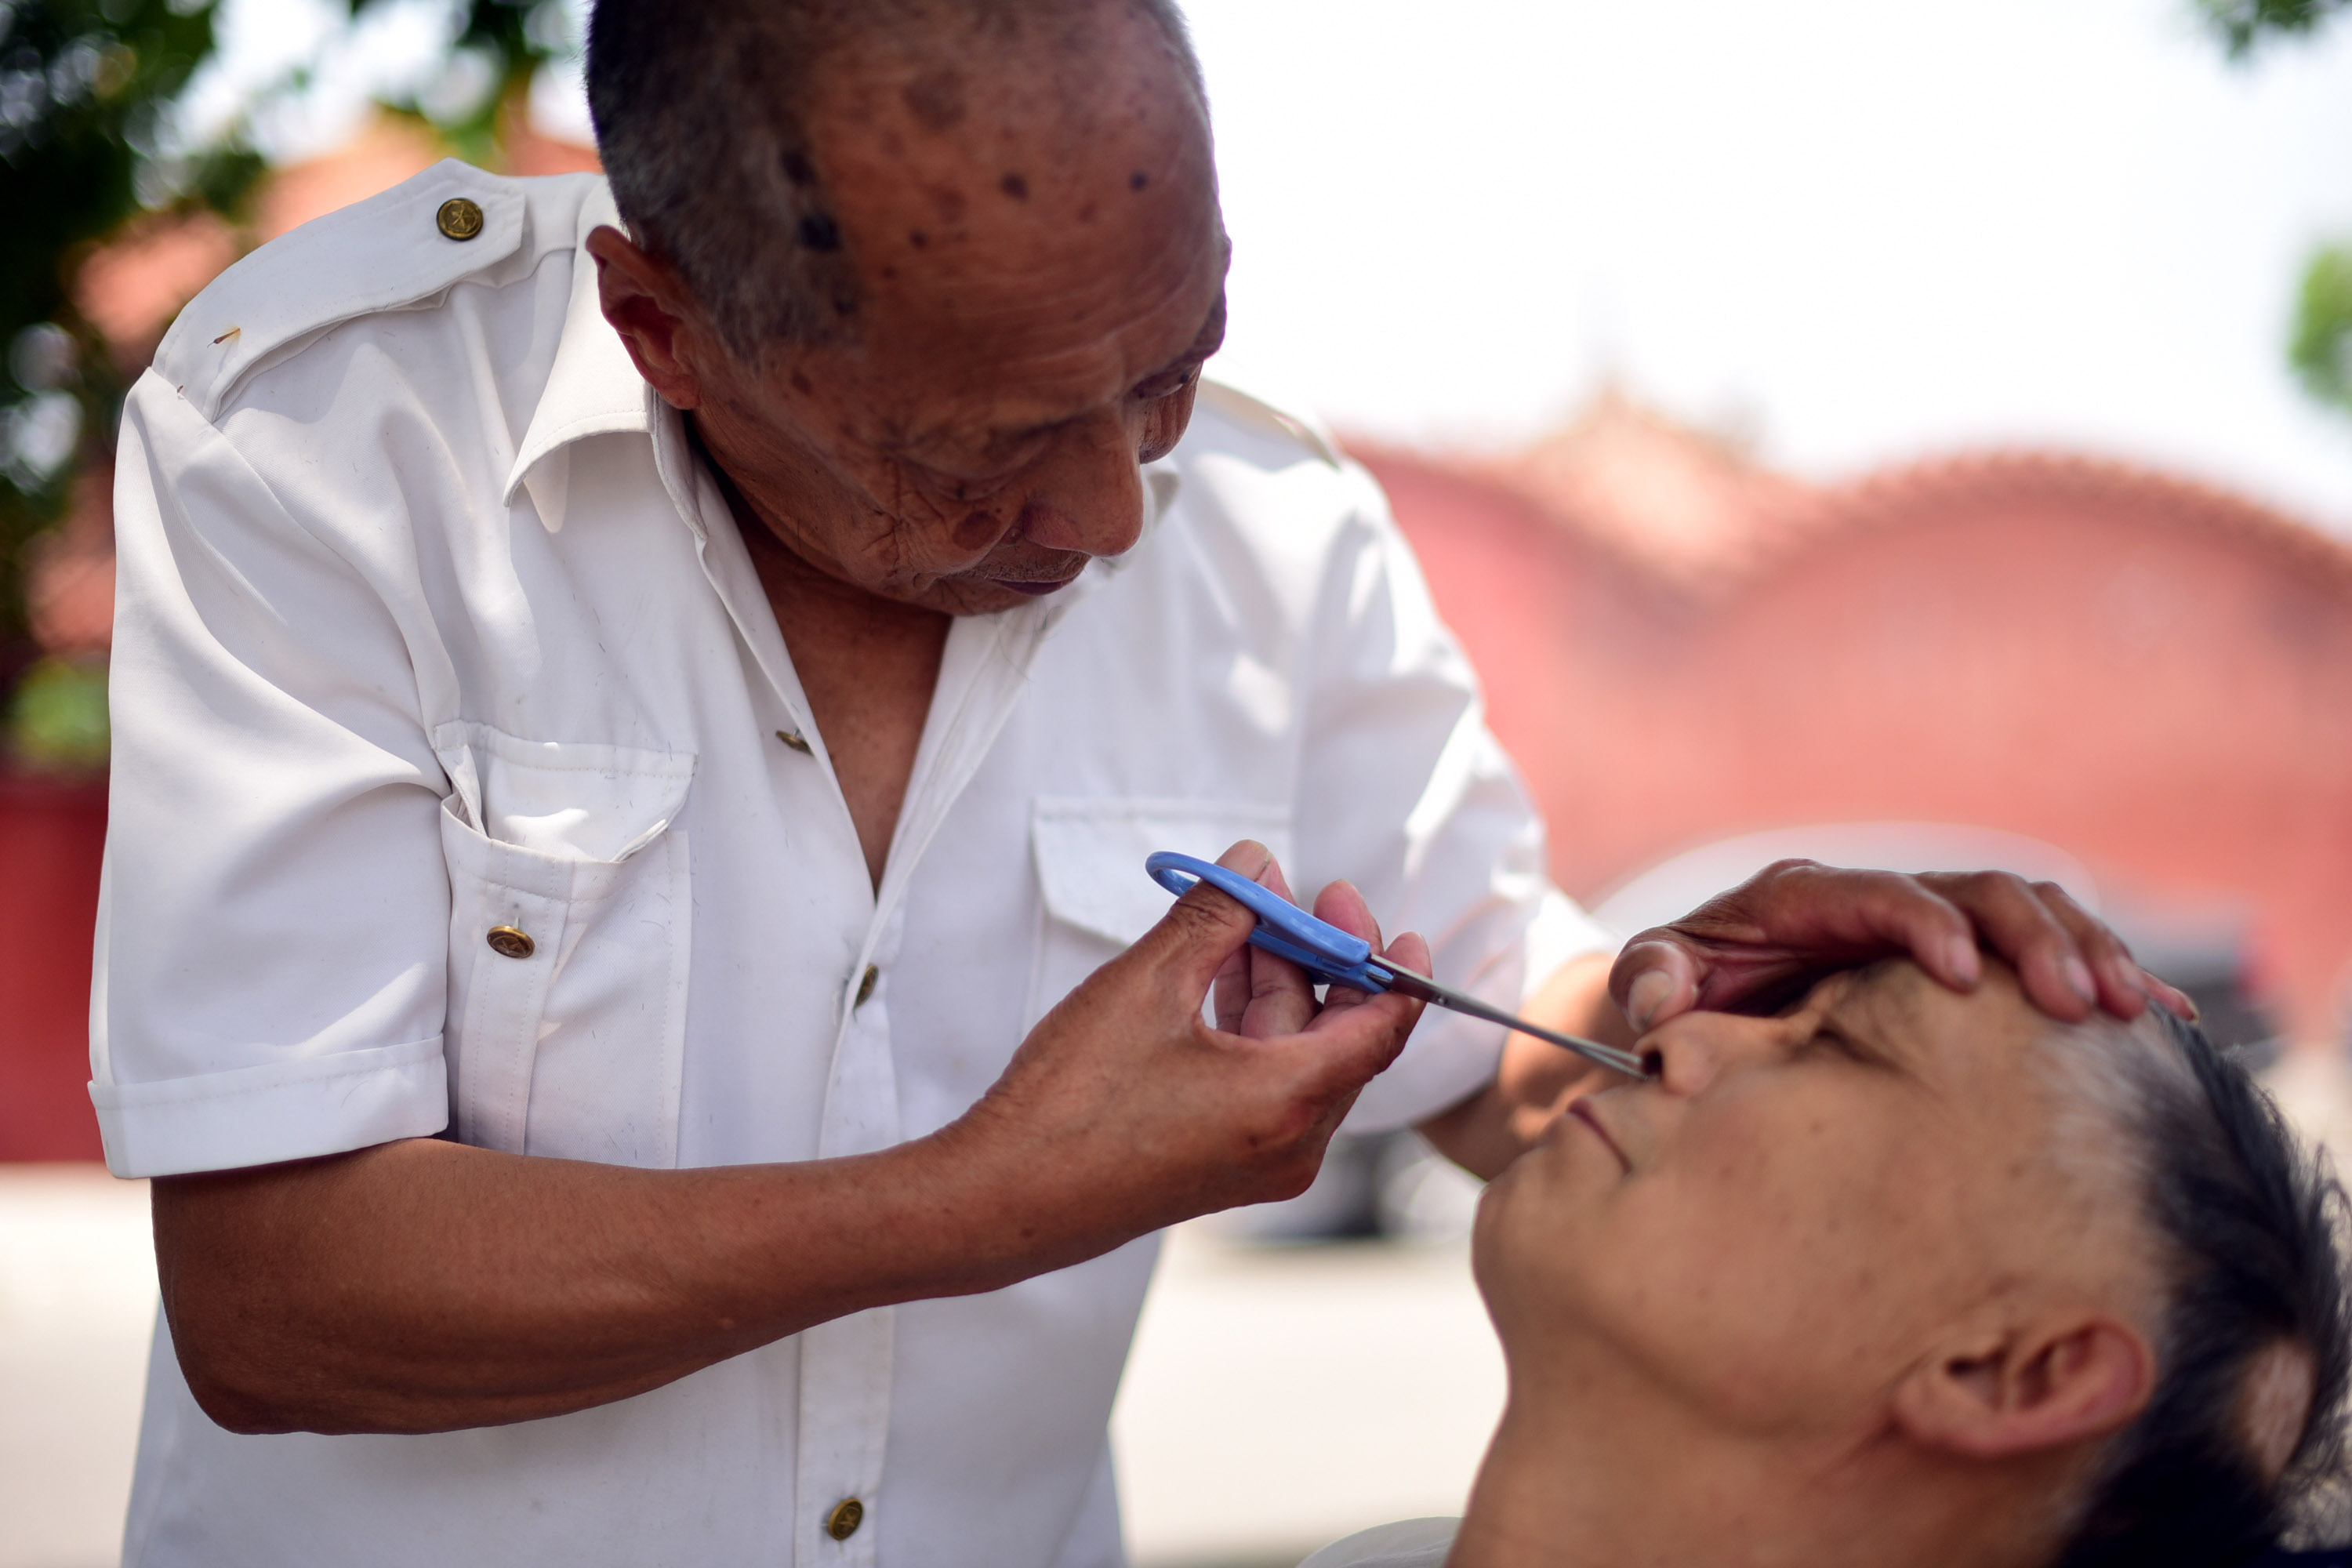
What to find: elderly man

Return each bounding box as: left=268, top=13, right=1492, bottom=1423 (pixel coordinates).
left=1304, top=961, right=2350, bottom=1567
left=93, top=1, right=2179, bottom=1563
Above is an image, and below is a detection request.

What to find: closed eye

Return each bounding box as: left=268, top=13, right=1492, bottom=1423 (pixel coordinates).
left=1131, top=292, right=1228, bottom=403
left=1130, top=361, right=1204, bottom=402
left=1811, top=1018, right=1882, bottom=1067
left=906, top=461, right=1024, bottom=504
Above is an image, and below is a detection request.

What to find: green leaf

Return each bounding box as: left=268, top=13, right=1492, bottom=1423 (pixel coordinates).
left=2196, top=0, right=2352, bottom=56
left=2290, top=245, right=2352, bottom=417
left=4, top=653, right=109, bottom=770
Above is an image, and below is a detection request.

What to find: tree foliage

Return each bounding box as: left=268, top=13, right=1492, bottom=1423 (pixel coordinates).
left=0, top=0, right=258, bottom=650
left=2198, top=0, right=2352, bottom=432
left=2292, top=245, right=2352, bottom=417
left=2198, top=0, right=2352, bottom=54
left=0, top=0, right=568, bottom=670
left=383, top=0, right=577, bottom=168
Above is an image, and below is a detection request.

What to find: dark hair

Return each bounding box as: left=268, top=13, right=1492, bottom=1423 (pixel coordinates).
left=2058, top=1010, right=2352, bottom=1566
left=585, top=0, right=1203, bottom=359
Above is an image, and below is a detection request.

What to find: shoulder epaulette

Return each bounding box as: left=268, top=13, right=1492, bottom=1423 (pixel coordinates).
left=156, top=159, right=540, bottom=419
left=1196, top=378, right=1346, bottom=470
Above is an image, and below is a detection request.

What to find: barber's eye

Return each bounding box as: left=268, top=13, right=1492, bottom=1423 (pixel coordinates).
left=913, top=466, right=1011, bottom=503
left=1131, top=365, right=1201, bottom=403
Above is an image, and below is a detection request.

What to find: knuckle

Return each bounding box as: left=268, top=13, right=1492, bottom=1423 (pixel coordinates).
left=1239, top=1094, right=1324, bottom=1156
left=1164, top=891, right=1243, bottom=942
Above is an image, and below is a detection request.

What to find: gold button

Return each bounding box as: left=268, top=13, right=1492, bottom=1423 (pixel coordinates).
left=855, top=965, right=878, bottom=1007
left=826, top=1497, right=864, bottom=1541
left=486, top=925, right=535, bottom=960
left=775, top=728, right=813, bottom=755
left=435, top=197, right=485, bottom=241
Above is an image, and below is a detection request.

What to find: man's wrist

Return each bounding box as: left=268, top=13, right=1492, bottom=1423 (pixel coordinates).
left=840, top=1115, right=1107, bottom=1304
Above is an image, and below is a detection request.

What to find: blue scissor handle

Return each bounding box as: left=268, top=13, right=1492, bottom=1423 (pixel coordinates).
left=1145, top=851, right=1396, bottom=993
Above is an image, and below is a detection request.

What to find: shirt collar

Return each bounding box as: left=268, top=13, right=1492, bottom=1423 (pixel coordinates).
left=502, top=193, right=650, bottom=523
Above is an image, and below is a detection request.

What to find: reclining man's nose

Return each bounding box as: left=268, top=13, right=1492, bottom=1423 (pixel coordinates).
left=1639, top=1011, right=1788, bottom=1095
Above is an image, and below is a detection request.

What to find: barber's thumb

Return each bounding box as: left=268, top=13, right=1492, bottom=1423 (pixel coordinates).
left=1611, top=938, right=1699, bottom=1033
left=1143, top=840, right=1279, bottom=988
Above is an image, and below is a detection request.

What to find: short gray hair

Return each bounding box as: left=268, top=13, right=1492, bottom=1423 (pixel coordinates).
left=585, top=0, right=1205, bottom=361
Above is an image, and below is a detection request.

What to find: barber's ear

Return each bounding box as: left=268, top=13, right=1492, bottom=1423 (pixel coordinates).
left=585, top=226, right=710, bottom=411
left=1892, top=1315, right=2156, bottom=1459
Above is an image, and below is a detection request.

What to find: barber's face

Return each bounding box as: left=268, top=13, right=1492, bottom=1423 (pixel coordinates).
left=682, top=20, right=1230, bottom=616
left=1475, top=962, right=2137, bottom=1437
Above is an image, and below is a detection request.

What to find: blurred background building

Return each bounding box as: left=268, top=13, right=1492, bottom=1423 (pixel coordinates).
left=5, top=2, right=2352, bottom=1565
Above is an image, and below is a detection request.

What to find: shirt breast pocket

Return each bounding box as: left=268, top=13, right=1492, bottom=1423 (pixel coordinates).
left=1025, top=797, right=1294, bottom=1029
left=434, top=723, right=696, bottom=1167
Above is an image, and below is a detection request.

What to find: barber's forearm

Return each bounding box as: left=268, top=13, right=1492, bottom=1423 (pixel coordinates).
left=1416, top=953, right=1634, bottom=1180
left=153, top=1128, right=1051, bottom=1437
left=151, top=843, right=1433, bottom=1439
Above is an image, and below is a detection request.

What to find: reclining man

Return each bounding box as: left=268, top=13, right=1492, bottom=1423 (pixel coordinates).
left=1307, top=958, right=2351, bottom=1568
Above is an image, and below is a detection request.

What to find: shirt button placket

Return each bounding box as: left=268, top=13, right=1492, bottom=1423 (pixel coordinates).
left=485, top=924, right=535, bottom=960
left=798, top=909, right=903, bottom=1566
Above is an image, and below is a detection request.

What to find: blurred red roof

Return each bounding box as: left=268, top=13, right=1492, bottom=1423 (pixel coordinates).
left=1363, top=404, right=2352, bottom=1045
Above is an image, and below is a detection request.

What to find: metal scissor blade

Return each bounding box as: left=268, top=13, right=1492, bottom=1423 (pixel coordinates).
left=1379, top=965, right=1653, bottom=1079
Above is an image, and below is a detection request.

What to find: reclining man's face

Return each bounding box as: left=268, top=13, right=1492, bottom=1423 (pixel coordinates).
left=1469, top=960, right=2170, bottom=1563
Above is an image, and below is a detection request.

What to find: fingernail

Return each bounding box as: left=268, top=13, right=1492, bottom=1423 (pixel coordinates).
left=2063, top=956, right=2096, bottom=1004
left=1946, top=936, right=1980, bottom=983
left=1627, top=970, right=1673, bottom=1031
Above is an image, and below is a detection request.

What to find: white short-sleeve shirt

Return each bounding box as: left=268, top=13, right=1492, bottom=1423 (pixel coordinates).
left=94, top=161, right=1607, bottom=1568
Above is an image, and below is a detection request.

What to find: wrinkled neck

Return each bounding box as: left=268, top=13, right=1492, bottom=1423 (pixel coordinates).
left=1450, top=1379, right=2061, bottom=1568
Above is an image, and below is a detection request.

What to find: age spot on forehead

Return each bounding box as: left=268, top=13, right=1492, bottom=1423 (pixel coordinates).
left=798, top=213, right=843, bottom=252
left=901, top=66, right=967, bottom=132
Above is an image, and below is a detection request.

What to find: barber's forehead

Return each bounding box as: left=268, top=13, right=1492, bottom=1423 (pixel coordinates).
left=816, top=3, right=1188, bottom=133
left=813, top=20, right=1212, bottom=255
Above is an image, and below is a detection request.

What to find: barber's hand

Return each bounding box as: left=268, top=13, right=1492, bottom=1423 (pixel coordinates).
left=1609, top=859, right=2196, bottom=1033
left=944, top=840, right=1429, bottom=1256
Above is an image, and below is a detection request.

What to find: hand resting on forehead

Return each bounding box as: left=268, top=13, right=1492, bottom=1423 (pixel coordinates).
left=1309, top=960, right=2352, bottom=1568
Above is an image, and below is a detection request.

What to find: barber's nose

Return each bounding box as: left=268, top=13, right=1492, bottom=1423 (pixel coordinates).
left=1017, top=409, right=1147, bottom=558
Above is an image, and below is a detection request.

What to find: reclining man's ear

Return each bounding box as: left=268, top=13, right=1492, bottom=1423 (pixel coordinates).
left=1892, top=1313, right=2157, bottom=1459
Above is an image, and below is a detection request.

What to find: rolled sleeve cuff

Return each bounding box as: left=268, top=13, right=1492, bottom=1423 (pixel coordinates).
left=90, top=1036, right=449, bottom=1178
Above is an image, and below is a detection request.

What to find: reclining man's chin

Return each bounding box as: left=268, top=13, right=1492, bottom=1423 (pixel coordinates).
left=1312, top=957, right=2352, bottom=1568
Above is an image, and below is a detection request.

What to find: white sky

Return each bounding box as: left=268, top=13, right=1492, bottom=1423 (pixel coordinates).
left=197, top=0, right=2352, bottom=528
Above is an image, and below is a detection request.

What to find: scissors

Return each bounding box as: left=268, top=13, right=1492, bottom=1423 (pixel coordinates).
left=1146, top=851, right=1653, bottom=1079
